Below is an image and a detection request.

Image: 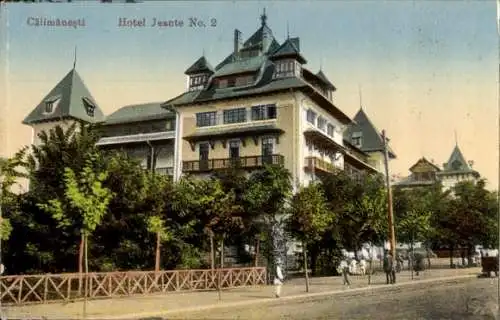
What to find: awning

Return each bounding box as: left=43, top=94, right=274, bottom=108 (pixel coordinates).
left=96, top=131, right=175, bottom=146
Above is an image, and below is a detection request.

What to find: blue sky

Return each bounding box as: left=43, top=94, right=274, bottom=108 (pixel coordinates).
left=1, top=1, right=498, bottom=189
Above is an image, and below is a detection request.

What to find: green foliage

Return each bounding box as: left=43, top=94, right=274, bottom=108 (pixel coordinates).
left=288, top=182, right=333, bottom=243
left=63, top=158, right=114, bottom=235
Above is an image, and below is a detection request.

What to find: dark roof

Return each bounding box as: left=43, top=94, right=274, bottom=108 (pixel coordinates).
left=344, top=108, right=396, bottom=158
left=269, top=38, right=307, bottom=64
left=103, top=102, right=175, bottom=125
left=437, top=145, right=480, bottom=177
left=409, top=157, right=441, bottom=173
left=185, top=56, right=214, bottom=75
left=316, top=70, right=335, bottom=90
left=163, top=62, right=353, bottom=125
left=23, top=68, right=105, bottom=125
left=213, top=56, right=265, bottom=78
left=442, top=145, right=470, bottom=171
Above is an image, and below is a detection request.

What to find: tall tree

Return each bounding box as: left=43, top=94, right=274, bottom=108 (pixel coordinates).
left=288, top=182, right=333, bottom=291
left=244, top=165, right=292, bottom=278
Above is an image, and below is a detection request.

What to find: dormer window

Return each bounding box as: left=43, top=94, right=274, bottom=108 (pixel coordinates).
left=273, top=60, right=301, bottom=79
left=43, top=96, right=61, bottom=114
left=351, top=132, right=363, bottom=147
left=82, top=97, right=96, bottom=117
left=189, top=74, right=208, bottom=91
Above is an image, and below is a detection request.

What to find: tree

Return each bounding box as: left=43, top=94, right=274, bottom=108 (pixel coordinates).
left=142, top=174, right=174, bottom=272
left=446, top=179, right=498, bottom=265
left=244, top=165, right=292, bottom=280
left=0, top=150, right=27, bottom=242
left=340, top=174, right=387, bottom=258
left=38, top=154, right=113, bottom=299
left=288, top=182, right=333, bottom=292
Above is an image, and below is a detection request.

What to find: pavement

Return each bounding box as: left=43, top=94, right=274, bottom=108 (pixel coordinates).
left=3, top=267, right=482, bottom=320
left=169, top=276, right=499, bottom=320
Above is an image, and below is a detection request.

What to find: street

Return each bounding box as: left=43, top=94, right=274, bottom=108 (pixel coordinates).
left=166, top=278, right=499, bottom=320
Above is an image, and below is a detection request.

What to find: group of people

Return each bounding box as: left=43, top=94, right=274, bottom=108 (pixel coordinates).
left=272, top=249, right=426, bottom=298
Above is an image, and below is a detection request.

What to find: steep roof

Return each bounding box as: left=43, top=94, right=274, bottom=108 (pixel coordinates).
left=269, top=37, right=307, bottom=64
left=409, top=157, right=441, bottom=173
left=103, top=102, right=175, bottom=125
left=23, top=68, right=105, bottom=125
left=185, top=56, right=214, bottom=75
left=316, top=70, right=335, bottom=90
left=213, top=55, right=265, bottom=78
left=344, top=108, right=396, bottom=158
left=440, top=145, right=479, bottom=176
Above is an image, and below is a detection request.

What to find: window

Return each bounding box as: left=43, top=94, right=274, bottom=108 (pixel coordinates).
left=235, top=75, right=254, bottom=87
left=351, top=132, right=363, bottom=147
left=227, top=78, right=236, bottom=88
left=273, top=60, right=295, bottom=78
left=262, top=137, right=275, bottom=165
left=45, top=101, right=54, bottom=113
left=306, top=109, right=316, bottom=124
left=199, top=142, right=210, bottom=171
left=189, top=75, right=208, bottom=90
left=317, top=117, right=327, bottom=131
left=44, top=96, right=60, bottom=113
left=229, top=140, right=240, bottom=159
left=223, top=108, right=246, bottom=124
left=251, top=104, right=277, bottom=121
left=196, top=112, right=217, bottom=127
left=327, top=124, right=335, bottom=137
left=218, top=79, right=228, bottom=89
left=82, top=97, right=96, bottom=117
left=165, top=120, right=174, bottom=131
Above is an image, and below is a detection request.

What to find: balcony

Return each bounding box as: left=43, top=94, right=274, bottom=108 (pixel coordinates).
left=304, top=156, right=336, bottom=174
left=183, top=154, right=284, bottom=173
left=155, top=167, right=174, bottom=176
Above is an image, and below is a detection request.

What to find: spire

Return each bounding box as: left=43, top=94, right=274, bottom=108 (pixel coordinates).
left=286, top=21, right=290, bottom=39
left=454, top=130, right=458, bottom=146
left=73, top=46, right=77, bottom=69
left=358, top=84, right=363, bottom=109
left=319, top=57, right=323, bottom=71
left=260, top=8, right=267, bottom=26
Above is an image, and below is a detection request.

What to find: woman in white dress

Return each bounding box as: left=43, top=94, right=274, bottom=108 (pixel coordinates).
left=274, top=263, right=284, bottom=298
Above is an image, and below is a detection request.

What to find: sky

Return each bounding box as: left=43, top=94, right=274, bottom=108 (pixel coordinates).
left=0, top=1, right=498, bottom=190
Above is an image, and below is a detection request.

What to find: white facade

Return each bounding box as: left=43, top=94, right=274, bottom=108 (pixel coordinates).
left=295, top=92, right=346, bottom=186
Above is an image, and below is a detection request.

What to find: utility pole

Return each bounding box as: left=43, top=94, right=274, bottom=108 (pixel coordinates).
left=381, top=130, right=397, bottom=269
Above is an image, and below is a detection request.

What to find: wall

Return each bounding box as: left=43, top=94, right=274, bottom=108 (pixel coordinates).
left=296, top=92, right=346, bottom=185
left=31, top=119, right=76, bottom=146
left=178, top=92, right=296, bottom=175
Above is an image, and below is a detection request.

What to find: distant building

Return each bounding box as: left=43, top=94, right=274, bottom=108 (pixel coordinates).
left=394, top=143, right=479, bottom=190
left=437, top=144, right=480, bottom=190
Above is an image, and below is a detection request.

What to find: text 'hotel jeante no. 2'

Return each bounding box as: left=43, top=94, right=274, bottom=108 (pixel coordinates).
left=26, top=16, right=219, bottom=29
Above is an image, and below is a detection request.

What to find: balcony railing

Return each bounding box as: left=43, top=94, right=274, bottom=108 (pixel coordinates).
left=183, top=154, right=284, bottom=172
left=155, top=167, right=174, bottom=176
left=304, top=156, right=336, bottom=174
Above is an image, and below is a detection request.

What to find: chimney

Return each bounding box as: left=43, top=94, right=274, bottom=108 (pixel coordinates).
left=234, top=29, right=242, bottom=58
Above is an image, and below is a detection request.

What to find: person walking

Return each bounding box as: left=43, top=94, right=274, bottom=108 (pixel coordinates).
left=273, top=261, right=284, bottom=298
left=339, top=257, right=351, bottom=288
left=383, top=250, right=394, bottom=284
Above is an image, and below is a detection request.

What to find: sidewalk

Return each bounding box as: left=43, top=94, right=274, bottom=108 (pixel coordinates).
left=4, top=267, right=481, bottom=320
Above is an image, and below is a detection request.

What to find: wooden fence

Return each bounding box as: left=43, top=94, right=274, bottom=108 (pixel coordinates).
left=0, top=267, right=266, bottom=306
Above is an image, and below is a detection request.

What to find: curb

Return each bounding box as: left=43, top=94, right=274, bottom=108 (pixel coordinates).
left=92, top=273, right=479, bottom=320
